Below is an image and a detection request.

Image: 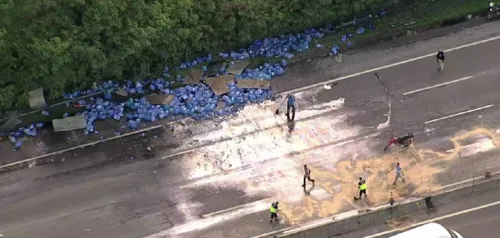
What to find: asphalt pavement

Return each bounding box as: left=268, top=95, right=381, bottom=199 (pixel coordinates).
left=2, top=21, right=500, bottom=238
left=338, top=187, right=500, bottom=238
left=2, top=17, right=500, bottom=166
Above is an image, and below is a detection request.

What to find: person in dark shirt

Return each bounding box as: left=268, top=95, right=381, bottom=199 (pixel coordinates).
left=436, top=50, right=445, bottom=71
left=286, top=94, right=296, bottom=121
left=302, top=165, right=315, bottom=188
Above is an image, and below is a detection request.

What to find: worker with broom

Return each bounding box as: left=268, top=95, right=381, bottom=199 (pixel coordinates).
left=275, top=93, right=296, bottom=121
left=285, top=94, right=296, bottom=121
left=270, top=201, right=280, bottom=223
left=355, top=177, right=367, bottom=200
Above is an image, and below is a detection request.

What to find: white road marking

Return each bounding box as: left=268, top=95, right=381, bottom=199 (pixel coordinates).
left=402, top=76, right=474, bottom=96
left=363, top=199, right=500, bottom=238
left=331, top=132, right=380, bottom=147
left=144, top=199, right=270, bottom=237
left=201, top=198, right=271, bottom=218
left=0, top=125, right=164, bottom=170
left=157, top=148, right=196, bottom=161
left=440, top=170, right=500, bottom=191
left=424, top=104, right=494, bottom=124
left=281, top=35, right=500, bottom=95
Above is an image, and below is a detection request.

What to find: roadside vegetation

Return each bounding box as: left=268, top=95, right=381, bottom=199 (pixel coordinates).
left=0, top=0, right=486, bottom=120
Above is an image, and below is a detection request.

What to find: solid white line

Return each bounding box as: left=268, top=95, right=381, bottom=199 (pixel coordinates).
left=402, top=76, right=474, bottom=96
left=157, top=148, right=196, bottom=161
left=201, top=199, right=271, bottom=218
left=424, top=104, right=494, bottom=124
left=144, top=199, right=270, bottom=237
left=439, top=170, right=500, bottom=190
left=280, top=35, right=500, bottom=95
left=363, top=199, right=500, bottom=238
left=0, top=125, right=164, bottom=170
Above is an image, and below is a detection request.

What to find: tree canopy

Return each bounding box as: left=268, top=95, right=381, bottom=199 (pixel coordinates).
left=0, top=0, right=387, bottom=111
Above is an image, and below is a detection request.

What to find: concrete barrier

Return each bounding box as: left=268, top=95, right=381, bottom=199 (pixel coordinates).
left=256, top=175, right=500, bottom=238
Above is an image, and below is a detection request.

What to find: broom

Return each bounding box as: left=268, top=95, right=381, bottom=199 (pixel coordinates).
left=275, top=98, right=286, bottom=115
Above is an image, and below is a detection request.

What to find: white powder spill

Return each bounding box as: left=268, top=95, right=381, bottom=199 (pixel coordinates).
left=310, top=98, right=345, bottom=110
left=184, top=98, right=346, bottom=149
left=446, top=137, right=495, bottom=157
left=294, top=86, right=325, bottom=104
left=179, top=100, right=370, bottom=181
left=425, top=127, right=435, bottom=133
left=157, top=97, right=381, bottom=235
left=176, top=202, right=204, bottom=223
left=148, top=101, right=499, bottom=236
left=310, top=188, right=333, bottom=200
left=377, top=101, right=391, bottom=130
left=144, top=200, right=269, bottom=237
left=181, top=114, right=356, bottom=182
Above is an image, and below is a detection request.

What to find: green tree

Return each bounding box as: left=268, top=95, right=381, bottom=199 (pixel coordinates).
left=0, top=0, right=392, bottom=112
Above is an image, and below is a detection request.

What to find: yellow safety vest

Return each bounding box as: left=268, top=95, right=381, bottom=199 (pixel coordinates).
left=359, top=183, right=367, bottom=190
left=270, top=205, right=277, bottom=213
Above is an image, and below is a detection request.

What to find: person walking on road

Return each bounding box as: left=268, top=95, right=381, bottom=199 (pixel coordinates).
left=392, top=162, right=406, bottom=185
left=270, top=201, right=279, bottom=223
left=302, top=165, right=315, bottom=188
left=357, top=177, right=367, bottom=200
left=436, top=49, right=445, bottom=72
left=286, top=94, right=296, bottom=121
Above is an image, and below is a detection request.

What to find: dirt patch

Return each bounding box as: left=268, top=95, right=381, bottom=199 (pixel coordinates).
left=278, top=127, right=500, bottom=225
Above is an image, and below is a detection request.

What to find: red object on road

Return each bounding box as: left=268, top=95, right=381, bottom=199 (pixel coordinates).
left=73, top=102, right=83, bottom=108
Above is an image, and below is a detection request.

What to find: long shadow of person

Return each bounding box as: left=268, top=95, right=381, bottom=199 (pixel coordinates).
left=303, top=184, right=315, bottom=195
left=286, top=114, right=296, bottom=130
left=286, top=117, right=296, bottom=139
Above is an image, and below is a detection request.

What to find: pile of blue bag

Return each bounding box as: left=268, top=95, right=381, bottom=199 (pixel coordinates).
left=81, top=77, right=274, bottom=134
left=6, top=15, right=379, bottom=149
left=6, top=123, right=45, bottom=151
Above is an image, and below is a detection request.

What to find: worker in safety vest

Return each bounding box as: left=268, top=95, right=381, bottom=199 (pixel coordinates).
left=270, top=201, right=279, bottom=223
left=358, top=177, right=367, bottom=199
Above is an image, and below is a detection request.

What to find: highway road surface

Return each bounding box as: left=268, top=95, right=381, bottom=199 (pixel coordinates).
left=339, top=187, right=500, bottom=238
left=2, top=21, right=500, bottom=238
